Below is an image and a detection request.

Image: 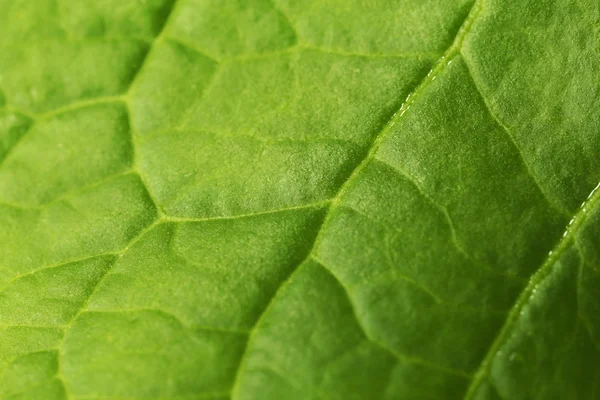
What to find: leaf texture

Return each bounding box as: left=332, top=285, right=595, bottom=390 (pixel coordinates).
left=0, top=0, right=599, bottom=399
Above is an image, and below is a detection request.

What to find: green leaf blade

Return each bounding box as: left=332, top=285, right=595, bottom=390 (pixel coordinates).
left=1, top=0, right=599, bottom=399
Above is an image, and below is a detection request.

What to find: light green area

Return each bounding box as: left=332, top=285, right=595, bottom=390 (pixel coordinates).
left=0, top=0, right=599, bottom=399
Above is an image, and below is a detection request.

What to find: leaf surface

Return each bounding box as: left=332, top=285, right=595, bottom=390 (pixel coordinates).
left=0, top=0, right=599, bottom=399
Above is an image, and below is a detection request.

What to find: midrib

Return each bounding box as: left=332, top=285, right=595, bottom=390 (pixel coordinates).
left=464, top=180, right=600, bottom=398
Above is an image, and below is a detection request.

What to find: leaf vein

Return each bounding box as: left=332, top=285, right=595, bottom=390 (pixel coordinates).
left=316, top=256, right=473, bottom=380
left=461, top=58, right=570, bottom=216
left=230, top=0, right=484, bottom=395
left=463, top=179, right=600, bottom=398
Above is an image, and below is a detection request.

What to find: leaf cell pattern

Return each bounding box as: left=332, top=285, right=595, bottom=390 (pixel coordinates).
left=0, top=0, right=599, bottom=399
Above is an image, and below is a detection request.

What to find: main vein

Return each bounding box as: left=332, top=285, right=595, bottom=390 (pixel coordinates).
left=463, top=180, right=600, bottom=399
left=230, top=0, right=484, bottom=396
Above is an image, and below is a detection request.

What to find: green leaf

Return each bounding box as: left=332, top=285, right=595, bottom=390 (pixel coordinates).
left=1, top=0, right=599, bottom=399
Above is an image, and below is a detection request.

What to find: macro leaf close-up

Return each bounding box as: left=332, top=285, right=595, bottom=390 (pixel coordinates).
left=1, top=0, right=599, bottom=399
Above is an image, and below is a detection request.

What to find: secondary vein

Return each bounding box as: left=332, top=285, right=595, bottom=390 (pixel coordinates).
left=53, top=2, right=183, bottom=396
